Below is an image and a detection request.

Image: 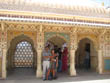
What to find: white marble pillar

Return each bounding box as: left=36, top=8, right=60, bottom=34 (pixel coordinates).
left=36, top=50, right=42, bottom=78
left=2, top=48, right=7, bottom=79
left=70, top=50, right=76, bottom=76
left=98, top=50, right=103, bottom=74
left=1, top=23, right=7, bottom=79
left=36, top=25, right=44, bottom=78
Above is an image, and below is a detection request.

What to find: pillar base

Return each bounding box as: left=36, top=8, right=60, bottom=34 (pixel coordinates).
left=2, top=71, right=6, bottom=79
left=70, top=68, right=76, bottom=76
left=98, top=69, right=103, bottom=74
left=36, top=69, right=42, bottom=78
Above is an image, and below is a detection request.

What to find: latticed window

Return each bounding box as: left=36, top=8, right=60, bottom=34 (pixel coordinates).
left=14, top=41, right=33, bottom=67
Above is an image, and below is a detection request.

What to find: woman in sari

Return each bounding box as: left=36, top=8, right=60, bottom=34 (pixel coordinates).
left=62, top=47, right=68, bottom=72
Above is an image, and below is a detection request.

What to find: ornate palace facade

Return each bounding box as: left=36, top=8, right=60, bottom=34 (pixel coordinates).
left=0, top=0, right=110, bottom=79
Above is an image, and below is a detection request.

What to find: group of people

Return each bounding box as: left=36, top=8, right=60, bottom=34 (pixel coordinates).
left=42, top=42, right=68, bottom=81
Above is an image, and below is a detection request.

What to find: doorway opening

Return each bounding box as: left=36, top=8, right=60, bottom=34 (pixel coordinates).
left=75, top=38, right=98, bottom=75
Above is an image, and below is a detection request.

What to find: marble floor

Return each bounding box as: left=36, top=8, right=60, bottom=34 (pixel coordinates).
left=0, top=68, right=110, bottom=83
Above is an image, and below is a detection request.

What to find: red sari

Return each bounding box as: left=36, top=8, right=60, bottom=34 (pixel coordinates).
left=62, top=47, right=68, bottom=72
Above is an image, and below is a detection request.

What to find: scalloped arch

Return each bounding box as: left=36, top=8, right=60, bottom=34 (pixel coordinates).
left=78, top=36, right=98, bottom=51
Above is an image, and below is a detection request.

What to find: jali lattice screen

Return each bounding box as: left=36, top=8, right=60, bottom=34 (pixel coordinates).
left=14, top=41, right=33, bottom=67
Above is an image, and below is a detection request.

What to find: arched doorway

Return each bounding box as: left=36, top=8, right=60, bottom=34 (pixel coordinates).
left=75, top=38, right=98, bottom=75
left=7, top=35, right=37, bottom=78
left=46, top=35, right=69, bottom=77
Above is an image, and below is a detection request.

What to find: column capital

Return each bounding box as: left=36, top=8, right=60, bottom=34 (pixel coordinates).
left=70, top=32, right=78, bottom=50
left=36, top=31, right=44, bottom=50
left=1, top=22, right=5, bottom=31
left=36, top=44, right=43, bottom=51
left=70, top=44, right=78, bottom=51
left=39, top=25, right=43, bottom=32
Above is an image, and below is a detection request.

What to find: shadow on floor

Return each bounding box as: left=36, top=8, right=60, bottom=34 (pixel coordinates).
left=7, top=67, right=36, bottom=80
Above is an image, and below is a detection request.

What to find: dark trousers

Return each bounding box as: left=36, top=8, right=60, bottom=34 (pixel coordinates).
left=85, top=59, right=90, bottom=69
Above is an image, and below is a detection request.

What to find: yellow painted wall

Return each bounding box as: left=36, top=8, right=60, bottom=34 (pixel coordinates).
left=91, top=56, right=97, bottom=70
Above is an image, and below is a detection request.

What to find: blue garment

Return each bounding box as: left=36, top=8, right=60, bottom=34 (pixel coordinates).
left=57, top=60, right=62, bottom=72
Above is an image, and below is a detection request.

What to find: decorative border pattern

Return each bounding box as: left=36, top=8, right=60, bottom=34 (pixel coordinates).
left=0, top=14, right=110, bottom=25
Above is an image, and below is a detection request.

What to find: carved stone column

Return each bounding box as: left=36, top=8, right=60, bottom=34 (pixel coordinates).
left=36, top=25, right=44, bottom=78
left=36, top=50, right=42, bottom=78
left=70, top=49, right=76, bottom=76
left=2, top=48, right=7, bottom=79
left=98, top=50, right=103, bottom=74
left=69, top=32, right=77, bottom=76
left=1, top=23, right=7, bottom=79
left=97, top=33, right=105, bottom=74
left=0, top=48, right=2, bottom=77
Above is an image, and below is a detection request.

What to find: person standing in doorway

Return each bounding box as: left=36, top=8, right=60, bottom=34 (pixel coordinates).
left=42, top=46, right=51, bottom=81
left=84, top=50, right=90, bottom=70
left=57, top=48, right=62, bottom=72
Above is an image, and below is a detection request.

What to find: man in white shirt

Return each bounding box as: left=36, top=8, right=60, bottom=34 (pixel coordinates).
left=42, top=46, right=51, bottom=80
